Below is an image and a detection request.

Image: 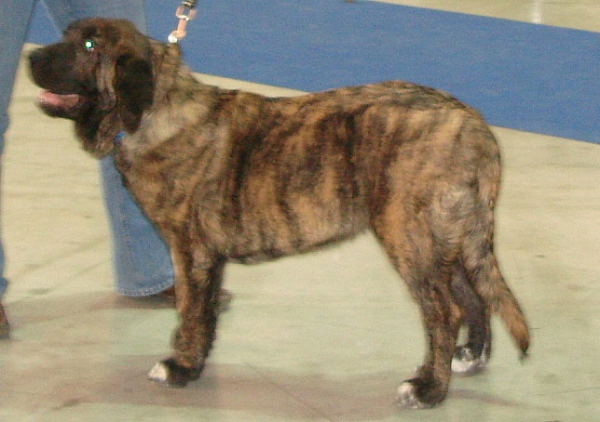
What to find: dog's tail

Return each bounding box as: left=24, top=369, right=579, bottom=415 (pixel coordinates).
left=463, top=128, right=530, bottom=358
left=465, top=245, right=530, bottom=358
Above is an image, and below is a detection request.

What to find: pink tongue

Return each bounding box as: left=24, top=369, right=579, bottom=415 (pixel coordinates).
left=38, top=91, right=80, bottom=108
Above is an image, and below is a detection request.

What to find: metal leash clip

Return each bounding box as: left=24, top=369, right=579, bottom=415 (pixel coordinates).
left=168, top=0, right=198, bottom=43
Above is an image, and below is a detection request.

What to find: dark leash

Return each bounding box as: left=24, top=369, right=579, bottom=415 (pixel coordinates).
left=168, top=0, right=198, bottom=43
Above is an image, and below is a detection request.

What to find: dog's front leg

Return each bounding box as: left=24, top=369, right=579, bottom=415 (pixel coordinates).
left=149, top=242, right=225, bottom=388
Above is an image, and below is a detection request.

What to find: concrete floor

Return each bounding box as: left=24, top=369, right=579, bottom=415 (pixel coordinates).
left=1, top=1, right=599, bottom=420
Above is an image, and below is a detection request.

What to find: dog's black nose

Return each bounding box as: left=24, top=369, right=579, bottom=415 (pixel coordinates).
left=28, top=49, right=44, bottom=67
left=28, top=49, right=48, bottom=86
left=28, top=49, right=43, bottom=83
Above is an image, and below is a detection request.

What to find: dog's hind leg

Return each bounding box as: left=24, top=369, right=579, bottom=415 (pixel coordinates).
left=450, top=262, right=491, bottom=374
left=397, top=259, right=462, bottom=408
left=149, top=239, right=224, bottom=388
left=373, top=220, right=462, bottom=409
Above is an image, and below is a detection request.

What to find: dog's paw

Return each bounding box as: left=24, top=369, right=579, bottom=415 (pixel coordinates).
left=452, top=345, right=488, bottom=374
left=148, top=358, right=203, bottom=388
left=396, top=376, right=448, bottom=409
left=397, top=382, right=429, bottom=409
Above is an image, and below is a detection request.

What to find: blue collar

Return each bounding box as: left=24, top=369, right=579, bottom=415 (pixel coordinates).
left=114, top=131, right=126, bottom=146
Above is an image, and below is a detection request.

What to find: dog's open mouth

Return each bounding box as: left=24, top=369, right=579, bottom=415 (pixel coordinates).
left=38, top=91, right=81, bottom=108
left=37, top=90, right=87, bottom=118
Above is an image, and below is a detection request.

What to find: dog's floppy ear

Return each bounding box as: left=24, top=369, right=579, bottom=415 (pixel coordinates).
left=115, top=51, right=154, bottom=133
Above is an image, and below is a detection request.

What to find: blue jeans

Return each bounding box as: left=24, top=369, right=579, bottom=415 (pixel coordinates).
left=0, top=0, right=174, bottom=298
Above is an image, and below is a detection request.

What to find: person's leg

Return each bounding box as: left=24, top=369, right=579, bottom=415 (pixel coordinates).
left=0, top=0, right=39, bottom=337
left=43, top=0, right=175, bottom=296
left=99, top=158, right=174, bottom=296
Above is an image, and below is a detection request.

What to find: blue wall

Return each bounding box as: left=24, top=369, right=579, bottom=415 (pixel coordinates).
left=28, top=0, right=600, bottom=143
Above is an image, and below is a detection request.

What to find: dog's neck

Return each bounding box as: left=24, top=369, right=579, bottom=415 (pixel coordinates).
left=116, top=41, right=214, bottom=158
left=150, top=41, right=186, bottom=105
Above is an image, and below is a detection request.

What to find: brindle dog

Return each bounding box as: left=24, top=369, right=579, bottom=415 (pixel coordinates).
left=29, top=18, right=529, bottom=408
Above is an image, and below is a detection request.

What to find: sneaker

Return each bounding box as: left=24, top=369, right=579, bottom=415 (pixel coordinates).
left=0, top=303, right=10, bottom=340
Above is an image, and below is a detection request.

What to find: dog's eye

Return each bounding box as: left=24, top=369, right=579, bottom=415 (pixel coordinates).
left=83, top=39, right=96, bottom=52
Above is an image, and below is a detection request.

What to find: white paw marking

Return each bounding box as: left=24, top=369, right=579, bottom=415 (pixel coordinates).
left=396, top=382, right=427, bottom=409
left=451, top=356, right=482, bottom=373
left=452, top=346, right=489, bottom=374
left=148, top=362, right=168, bottom=383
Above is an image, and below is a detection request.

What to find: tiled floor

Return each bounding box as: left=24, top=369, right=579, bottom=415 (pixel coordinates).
left=1, top=1, right=599, bottom=421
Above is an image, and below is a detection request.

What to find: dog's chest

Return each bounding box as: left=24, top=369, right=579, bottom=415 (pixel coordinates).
left=114, top=146, right=199, bottom=222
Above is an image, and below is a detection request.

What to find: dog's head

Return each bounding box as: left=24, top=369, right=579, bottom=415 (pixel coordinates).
left=29, top=18, right=156, bottom=157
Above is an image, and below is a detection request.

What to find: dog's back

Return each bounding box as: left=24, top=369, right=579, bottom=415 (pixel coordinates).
left=184, top=82, right=498, bottom=259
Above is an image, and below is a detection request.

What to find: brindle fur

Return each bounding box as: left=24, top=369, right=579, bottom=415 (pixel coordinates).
left=29, top=18, right=529, bottom=408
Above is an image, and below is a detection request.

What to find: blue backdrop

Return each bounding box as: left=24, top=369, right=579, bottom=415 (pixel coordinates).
left=27, top=0, right=600, bottom=144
